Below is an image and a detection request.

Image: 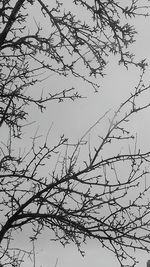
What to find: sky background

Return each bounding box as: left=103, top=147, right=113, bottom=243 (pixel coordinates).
left=8, top=2, right=150, bottom=267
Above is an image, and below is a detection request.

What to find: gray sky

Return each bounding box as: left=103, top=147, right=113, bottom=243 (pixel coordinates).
left=7, top=3, right=150, bottom=267
left=19, top=13, right=150, bottom=267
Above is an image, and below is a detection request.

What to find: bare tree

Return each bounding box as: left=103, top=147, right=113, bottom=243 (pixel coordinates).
left=0, top=1, right=150, bottom=267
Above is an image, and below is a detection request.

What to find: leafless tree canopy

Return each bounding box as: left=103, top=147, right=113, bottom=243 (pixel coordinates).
left=0, top=1, right=150, bottom=267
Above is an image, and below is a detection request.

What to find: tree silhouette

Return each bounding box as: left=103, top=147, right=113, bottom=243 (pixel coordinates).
left=0, top=1, right=150, bottom=266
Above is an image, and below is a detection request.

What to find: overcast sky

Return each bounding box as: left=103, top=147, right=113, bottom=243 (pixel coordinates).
left=12, top=3, right=150, bottom=267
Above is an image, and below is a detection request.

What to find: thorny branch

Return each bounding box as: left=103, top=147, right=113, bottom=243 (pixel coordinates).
left=0, top=1, right=150, bottom=267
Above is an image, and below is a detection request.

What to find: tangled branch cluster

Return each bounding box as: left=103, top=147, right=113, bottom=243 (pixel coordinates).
left=0, top=1, right=150, bottom=267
